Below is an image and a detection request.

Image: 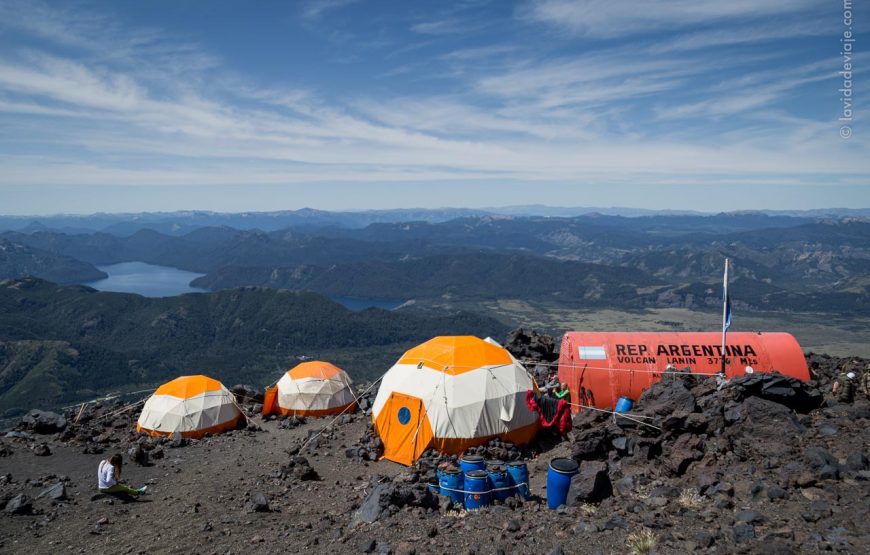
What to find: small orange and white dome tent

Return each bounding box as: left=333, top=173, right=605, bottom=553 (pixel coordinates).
left=137, top=375, right=243, bottom=438
left=263, top=361, right=356, bottom=417
left=372, top=336, right=539, bottom=466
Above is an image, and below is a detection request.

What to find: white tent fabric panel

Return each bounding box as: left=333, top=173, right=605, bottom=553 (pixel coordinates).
left=276, top=372, right=355, bottom=412
left=372, top=362, right=537, bottom=440
left=138, top=390, right=241, bottom=434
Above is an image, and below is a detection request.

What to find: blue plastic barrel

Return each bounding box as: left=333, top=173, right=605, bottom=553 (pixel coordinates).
left=547, top=457, right=579, bottom=510
left=486, top=464, right=513, bottom=501
left=437, top=466, right=464, bottom=504
left=614, top=396, right=634, bottom=413
left=464, top=469, right=491, bottom=510
left=506, top=461, right=530, bottom=499
left=460, top=454, right=486, bottom=475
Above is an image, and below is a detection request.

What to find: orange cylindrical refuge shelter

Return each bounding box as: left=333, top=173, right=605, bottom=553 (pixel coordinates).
left=558, top=331, right=809, bottom=412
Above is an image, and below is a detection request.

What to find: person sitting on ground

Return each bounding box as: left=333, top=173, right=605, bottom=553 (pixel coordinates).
left=554, top=383, right=570, bottom=404
left=832, top=370, right=857, bottom=404
left=98, top=454, right=147, bottom=496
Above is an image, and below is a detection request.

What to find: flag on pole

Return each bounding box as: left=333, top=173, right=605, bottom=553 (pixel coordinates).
left=723, top=292, right=732, bottom=332
left=721, top=259, right=730, bottom=375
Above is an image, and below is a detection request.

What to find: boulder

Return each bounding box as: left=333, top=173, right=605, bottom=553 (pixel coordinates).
left=247, top=491, right=270, bottom=513
left=127, top=444, right=150, bottom=466
left=664, top=434, right=703, bottom=475
left=570, top=428, right=608, bottom=461
left=4, top=494, right=31, bottom=514
left=725, top=372, right=823, bottom=413
left=351, top=484, right=389, bottom=527
left=230, top=384, right=264, bottom=404
left=733, top=523, right=756, bottom=543
left=637, top=379, right=696, bottom=416
left=723, top=397, right=805, bottom=459
left=845, top=452, right=869, bottom=472
left=19, top=410, right=67, bottom=434
left=504, top=328, right=558, bottom=362
left=601, top=515, right=627, bottom=530
left=568, top=461, right=612, bottom=503
left=31, top=443, right=51, bottom=456
left=37, top=482, right=66, bottom=501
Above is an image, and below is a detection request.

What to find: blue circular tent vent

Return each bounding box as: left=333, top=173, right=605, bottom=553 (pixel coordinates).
left=397, top=407, right=411, bottom=425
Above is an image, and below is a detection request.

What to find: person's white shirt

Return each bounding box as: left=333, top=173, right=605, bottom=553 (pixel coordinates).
left=97, top=460, right=117, bottom=489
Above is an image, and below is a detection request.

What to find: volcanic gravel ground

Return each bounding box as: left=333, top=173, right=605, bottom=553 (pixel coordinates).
left=0, top=352, right=867, bottom=554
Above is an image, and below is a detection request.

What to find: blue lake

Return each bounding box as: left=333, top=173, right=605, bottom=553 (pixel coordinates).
left=85, top=262, right=207, bottom=297
left=85, top=262, right=405, bottom=308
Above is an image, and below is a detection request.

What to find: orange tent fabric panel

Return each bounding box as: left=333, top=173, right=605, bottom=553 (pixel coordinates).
left=287, top=361, right=345, bottom=380
left=398, top=336, right=512, bottom=375
left=262, top=386, right=278, bottom=416
left=155, top=375, right=225, bottom=398
left=375, top=392, right=434, bottom=466
left=430, top=421, right=540, bottom=456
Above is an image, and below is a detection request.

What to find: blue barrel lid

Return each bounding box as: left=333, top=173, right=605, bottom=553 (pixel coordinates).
left=465, top=469, right=488, bottom=479
left=440, top=466, right=461, bottom=475
left=461, top=454, right=484, bottom=462
left=549, top=457, right=579, bottom=473
left=505, top=460, right=527, bottom=467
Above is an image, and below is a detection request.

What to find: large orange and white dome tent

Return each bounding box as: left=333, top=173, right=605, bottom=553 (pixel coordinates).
left=372, top=336, right=539, bottom=466
left=137, top=375, right=244, bottom=439
left=263, top=361, right=356, bottom=417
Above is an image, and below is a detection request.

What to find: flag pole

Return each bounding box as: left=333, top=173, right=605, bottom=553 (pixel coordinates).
left=721, top=258, right=729, bottom=375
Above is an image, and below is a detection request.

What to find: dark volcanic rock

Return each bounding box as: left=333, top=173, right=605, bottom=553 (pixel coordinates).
left=4, top=493, right=32, bottom=514
left=37, top=482, right=66, bottom=501
left=845, top=452, right=869, bottom=472
left=19, top=410, right=67, bottom=434
left=723, top=396, right=805, bottom=458
left=664, top=434, right=703, bottom=475
left=725, top=372, right=823, bottom=413
left=231, top=384, right=264, bottom=404
left=504, top=328, right=558, bottom=363
left=570, top=428, right=608, bottom=461
left=127, top=444, right=150, bottom=466
left=602, top=515, right=627, bottom=530
left=351, top=484, right=389, bottom=526
left=247, top=491, right=270, bottom=513
left=568, top=460, right=612, bottom=503
left=733, top=522, right=756, bottom=543
left=31, top=443, right=52, bottom=456
left=637, top=379, right=696, bottom=416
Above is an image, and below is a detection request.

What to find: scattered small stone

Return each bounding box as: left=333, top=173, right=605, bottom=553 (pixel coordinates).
left=247, top=491, right=270, bottom=513
left=4, top=494, right=32, bottom=514
left=37, top=482, right=66, bottom=501
left=31, top=443, right=51, bottom=456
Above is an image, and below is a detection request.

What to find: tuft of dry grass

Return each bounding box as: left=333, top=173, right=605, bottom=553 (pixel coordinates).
left=627, top=528, right=657, bottom=555
left=577, top=502, right=597, bottom=516
left=677, top=488, right=705, bottom=510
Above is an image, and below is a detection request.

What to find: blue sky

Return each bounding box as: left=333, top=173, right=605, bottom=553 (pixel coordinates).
left=0, top=0, right=867, bottom=214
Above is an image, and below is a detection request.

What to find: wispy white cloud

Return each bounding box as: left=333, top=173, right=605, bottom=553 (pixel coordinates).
left=523, top=0, right=826, bottom=39
left=0, top=0, right=865, bottom=196
left=411, top=19, right=467, bottom=35
left=301, top=0, right=359, bottom=20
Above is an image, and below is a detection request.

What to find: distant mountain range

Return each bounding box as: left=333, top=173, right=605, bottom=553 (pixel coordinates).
left=0, top=238, right=106, bottom=283
left=1, top=209, right=869, bottom=412
left=0, top=278, right=506, bottom=414
left=1, top=215, right=868, bottom=316
left=0, top=206, right=867, bottom=236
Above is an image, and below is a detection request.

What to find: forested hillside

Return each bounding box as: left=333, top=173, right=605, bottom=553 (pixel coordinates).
left=0, top=278, right=507, bottom=414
